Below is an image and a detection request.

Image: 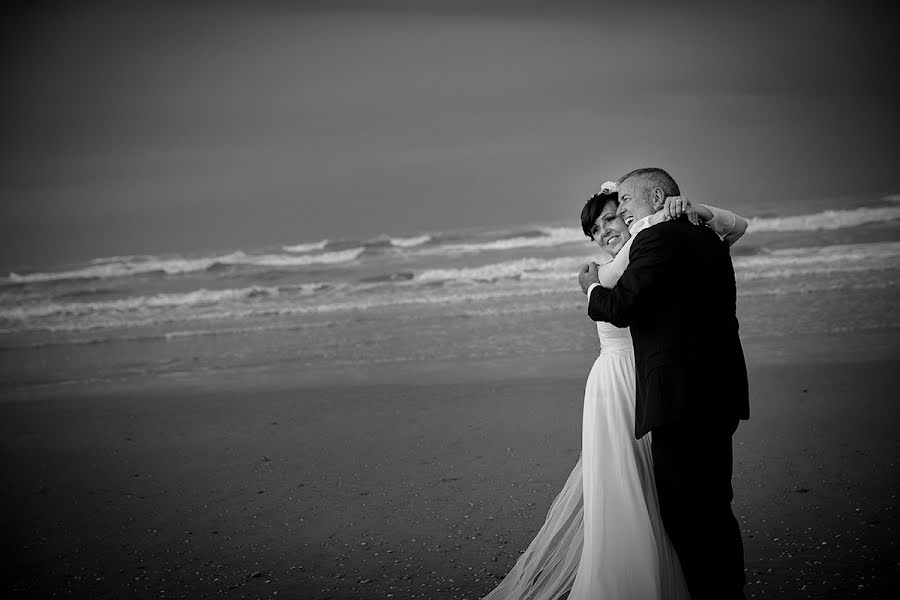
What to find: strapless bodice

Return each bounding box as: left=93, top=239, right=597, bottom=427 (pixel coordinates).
left=595, top=321, right=633, bottom=354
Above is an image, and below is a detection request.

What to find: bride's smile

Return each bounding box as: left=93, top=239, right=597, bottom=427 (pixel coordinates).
left=587, top=197, right=631, bottom=258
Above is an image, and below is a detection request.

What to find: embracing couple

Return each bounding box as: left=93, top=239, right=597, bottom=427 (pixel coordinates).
left=483, top=168, right=750, bottom=600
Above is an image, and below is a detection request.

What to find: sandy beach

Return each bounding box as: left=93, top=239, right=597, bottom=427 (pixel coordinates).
left=3, top=329, right=899, bottom=600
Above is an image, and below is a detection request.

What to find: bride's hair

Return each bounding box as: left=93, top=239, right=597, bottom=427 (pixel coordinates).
left=581, top=191, right=617, bottom=240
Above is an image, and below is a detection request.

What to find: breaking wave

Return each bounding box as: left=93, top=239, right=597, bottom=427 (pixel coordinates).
left=431, top=227, right=584, bottom=254
left=7, top=248, right=365, bottom=284
left=0, top=285, right=284, bottom=321
left=388, top=234, right=432, bottom=248
left=282, top=239, right=329, bottom=253
left=746, top=205, right=900, bottom=232
left=417, top=257, right=584, bottom=283
left=734, top=241, right=900, bottom=280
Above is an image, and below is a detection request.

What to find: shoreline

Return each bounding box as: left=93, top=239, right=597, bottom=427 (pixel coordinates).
left=3, top=327, right=898, bottom=402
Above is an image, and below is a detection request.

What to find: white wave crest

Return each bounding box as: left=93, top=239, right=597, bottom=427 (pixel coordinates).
left=390, top=234, right=432, bottom=248
left=7, top=248, right=364, bottom=284
left=88, top=254, right=152, bottom=265
left=734, top=241, right=900, bottom=280
left=282, top=239, right=329, bottom=253
left=5, top=286, right=558, bottom=335
left=425, top=227, right=584, bottom=256
left=9, top=255, right=230, bottom=283
left=231, top=247, right=364, bottom=268
left=748, top=205, right=900, bottom=232
left=417, top=256, right=585, bottom=283
left=0, top=286, right=286, bottom=322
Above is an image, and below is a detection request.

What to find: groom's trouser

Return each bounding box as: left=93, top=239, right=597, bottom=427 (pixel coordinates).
left=651, top=418, right=746, bottom=600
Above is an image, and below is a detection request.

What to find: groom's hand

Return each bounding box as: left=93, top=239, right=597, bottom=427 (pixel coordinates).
left=578, top=262, right=600, bottom=294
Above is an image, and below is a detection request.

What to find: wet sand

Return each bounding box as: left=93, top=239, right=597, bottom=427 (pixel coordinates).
left=3, top=330, right=899, bottom=599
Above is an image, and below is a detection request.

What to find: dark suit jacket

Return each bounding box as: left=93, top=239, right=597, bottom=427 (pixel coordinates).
left=589, top=218, right=749, bottom=439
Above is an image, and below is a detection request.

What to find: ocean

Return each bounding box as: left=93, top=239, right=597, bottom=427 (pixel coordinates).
left=2, top=200, right=899, bottom=392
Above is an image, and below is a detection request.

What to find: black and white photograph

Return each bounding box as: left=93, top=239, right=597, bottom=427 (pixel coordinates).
left=2, top=1, right=899, bottom=598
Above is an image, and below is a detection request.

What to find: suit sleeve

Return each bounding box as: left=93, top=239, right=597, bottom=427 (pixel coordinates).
left=587, top=228, right=670, bottom=327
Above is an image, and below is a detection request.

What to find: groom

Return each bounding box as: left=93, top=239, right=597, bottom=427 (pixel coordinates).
left=578, top=168, right=749, bottom=600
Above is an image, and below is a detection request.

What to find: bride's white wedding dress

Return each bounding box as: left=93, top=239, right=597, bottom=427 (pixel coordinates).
left=482, top=207, right=746, bottom=600
left=481, top=319, right=689, bottom=600
left=569, top=320, right=690, bottom=599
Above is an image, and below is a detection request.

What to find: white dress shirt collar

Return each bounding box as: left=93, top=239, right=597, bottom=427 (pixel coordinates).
left=628, top=210, right=668, bottom=236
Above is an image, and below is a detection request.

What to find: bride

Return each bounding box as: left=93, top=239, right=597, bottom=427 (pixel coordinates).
left=481, top=185, right=748, bottom=600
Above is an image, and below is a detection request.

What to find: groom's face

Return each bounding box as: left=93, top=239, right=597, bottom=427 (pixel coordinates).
left=616, top=178, right=657, bottom=227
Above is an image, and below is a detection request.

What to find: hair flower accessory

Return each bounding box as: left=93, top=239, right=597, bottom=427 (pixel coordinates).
left=585, top=180, right=619, bottom=204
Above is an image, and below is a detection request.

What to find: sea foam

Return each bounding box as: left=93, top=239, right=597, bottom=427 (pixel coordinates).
left=282, top=239, right=329, bottom=253
left=422, top=227, right=584, bottom=256
left=388, top=234, right=432, bottom=248
left=746, top=205, right=900, bottom=232
left=0, top=285, right=283, bottom=322
left=734, top=241, right=900, bottom=280
left=7, top=248, right=365, bottom=284
left=417, top=256, right=584, bottom=283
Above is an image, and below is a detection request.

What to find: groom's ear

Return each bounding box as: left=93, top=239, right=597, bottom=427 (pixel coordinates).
left=651, top=187, right=666, bottom=211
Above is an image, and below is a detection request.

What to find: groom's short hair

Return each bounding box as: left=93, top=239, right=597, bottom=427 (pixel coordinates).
left=618, top=168, right=680, bottom=197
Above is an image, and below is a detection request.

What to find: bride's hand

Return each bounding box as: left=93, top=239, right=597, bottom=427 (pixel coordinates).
left=663, top=196, right=700, bottom=225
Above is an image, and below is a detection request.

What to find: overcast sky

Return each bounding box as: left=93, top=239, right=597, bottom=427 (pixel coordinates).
left=2, top=1, right=898, bottom=269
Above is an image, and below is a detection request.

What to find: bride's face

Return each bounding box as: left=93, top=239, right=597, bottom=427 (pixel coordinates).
left=591, top=199, right=631, bottom=257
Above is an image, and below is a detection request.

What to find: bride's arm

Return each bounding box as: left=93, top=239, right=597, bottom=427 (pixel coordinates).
left=596, top=243, right=631, bottom=288
left=664, top=197, right=748, bottom=247
left=696, top=204, right=749, bottom=247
